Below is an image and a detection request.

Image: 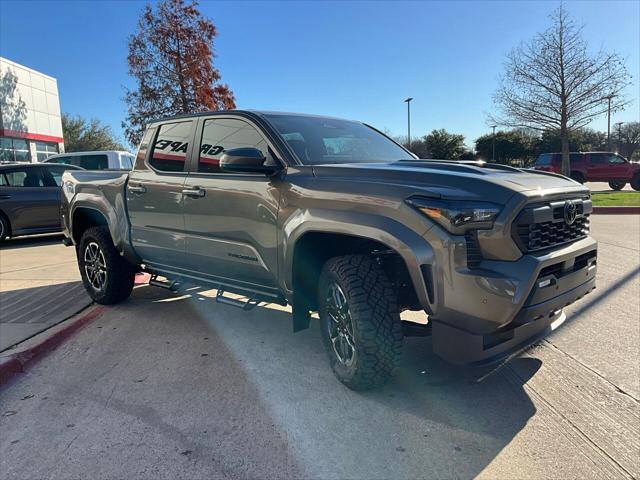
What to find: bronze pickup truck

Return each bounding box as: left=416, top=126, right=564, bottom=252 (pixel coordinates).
left=60, top=111, right=597, bottom=389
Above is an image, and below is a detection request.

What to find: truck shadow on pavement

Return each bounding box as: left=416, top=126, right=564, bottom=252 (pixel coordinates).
left=0, top=233, right=65, bottom=251
left=0, top=284, right=541, bottom=480
left=142, top=285, right=542, bottom=479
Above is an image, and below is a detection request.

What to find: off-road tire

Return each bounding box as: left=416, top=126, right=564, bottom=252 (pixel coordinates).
left=570, top=172, right=585, bottom=184
left=608, top=181, right=626, bottom=191
left=0, top=214, right=9, bottom=241
left=631, top=174, right=640, bottom=192
left=318, top=255, right=403, bottom=390
left=78, top=226, right=134, bottom=304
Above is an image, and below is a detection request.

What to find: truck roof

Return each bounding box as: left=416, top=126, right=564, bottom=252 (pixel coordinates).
left=149, top=109, right=355, bottom=125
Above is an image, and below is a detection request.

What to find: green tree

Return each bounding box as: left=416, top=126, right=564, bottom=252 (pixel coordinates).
left=62, top=113, right=126, bottom=152
left=617, top=122, right=640, bottom=160
left=475, top=130, right=536, bottom=166
left=422, top=129, right=467, bottom=159
left=492, top=6, right=630, bottom=176
left=534, top=128, right=607, bottom=155
left=407, top=137, right=430, bottom=158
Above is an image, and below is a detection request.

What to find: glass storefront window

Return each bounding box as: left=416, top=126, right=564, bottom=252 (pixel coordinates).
left=35, top=141, right=59, bottom=161
left=0, top=136, right=31, bottom=162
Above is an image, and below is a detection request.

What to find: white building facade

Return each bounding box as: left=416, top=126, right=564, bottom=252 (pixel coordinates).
left=0, top=57, right=64, bottom=162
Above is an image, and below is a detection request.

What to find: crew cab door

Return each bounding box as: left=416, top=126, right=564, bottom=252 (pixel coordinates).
left=0, top=166, right=59, bottom=232
left=181, top=116, right=281, bottom=289
left=127, top=121, right=194, bottom=270
left=585, top=153, right=608, bottom=180
left=604, top=153, right=631, bottom=179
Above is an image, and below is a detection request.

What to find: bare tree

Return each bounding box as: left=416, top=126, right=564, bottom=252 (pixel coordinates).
left=491, top=6, right=631, bottom=176
left=123, top=0, right=235, bottom=146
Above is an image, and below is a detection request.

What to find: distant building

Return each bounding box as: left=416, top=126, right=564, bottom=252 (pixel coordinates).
left=0, top=57, right=64, bottom=162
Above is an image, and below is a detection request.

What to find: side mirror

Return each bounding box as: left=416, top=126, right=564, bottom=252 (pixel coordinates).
left=219, top=148, right=279, bottom=175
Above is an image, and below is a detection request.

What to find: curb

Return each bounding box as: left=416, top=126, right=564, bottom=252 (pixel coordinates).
left=0, top=305, right=106, bottom=386
left=592, top=206, right=640, bottom=215
left=135, top=272, right=151, bottom=285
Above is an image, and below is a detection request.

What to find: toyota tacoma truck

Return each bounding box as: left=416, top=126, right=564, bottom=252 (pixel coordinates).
left=60, top=111, right=597, bottom=390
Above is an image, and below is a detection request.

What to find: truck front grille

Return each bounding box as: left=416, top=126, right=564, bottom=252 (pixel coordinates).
left=513, top=197, right=591, bottom=253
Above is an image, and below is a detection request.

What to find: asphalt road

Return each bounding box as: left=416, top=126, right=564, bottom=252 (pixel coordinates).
left=0, top=216, right=638, bottom=479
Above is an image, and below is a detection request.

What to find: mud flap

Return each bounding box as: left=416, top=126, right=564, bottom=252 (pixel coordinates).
left=292, top=301, right=311, bottom=332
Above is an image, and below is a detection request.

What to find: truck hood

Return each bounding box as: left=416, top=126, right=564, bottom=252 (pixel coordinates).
left=311, top=160, right=589, bottom=204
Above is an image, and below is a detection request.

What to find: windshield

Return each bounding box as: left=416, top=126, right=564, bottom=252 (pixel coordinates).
left=265, top=114, right=413, bottom=165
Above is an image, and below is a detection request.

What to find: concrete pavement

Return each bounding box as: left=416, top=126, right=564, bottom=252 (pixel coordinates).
left=0, top=235, right=92, bottom=351
left=0, top=216, right=638, bottom=479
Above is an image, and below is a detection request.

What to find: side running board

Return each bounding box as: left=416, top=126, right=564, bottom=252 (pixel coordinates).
left=215, top=288, right=262, bottom=311
left=149, top=274, right=181, bottom=292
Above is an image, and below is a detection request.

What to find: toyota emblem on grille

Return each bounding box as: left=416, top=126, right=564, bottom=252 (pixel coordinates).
left=564, top=200, right=578, bottom=225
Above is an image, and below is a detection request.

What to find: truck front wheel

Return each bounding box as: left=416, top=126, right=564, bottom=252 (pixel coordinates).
left=631, top=174, right=640, bottom=192
left=78, top=226, right=134, bottom=304
left=318, top=255, right=403, bottom=390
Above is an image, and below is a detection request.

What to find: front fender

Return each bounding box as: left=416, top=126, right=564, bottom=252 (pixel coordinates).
left=280, top=208, right=435, bottom=309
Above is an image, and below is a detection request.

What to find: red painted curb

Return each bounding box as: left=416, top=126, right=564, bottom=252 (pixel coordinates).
left=135, top=273, right=151, bottom=285
left=592, top=206, right=640, bottom=215
left=0, top=305, right=106, bottom=386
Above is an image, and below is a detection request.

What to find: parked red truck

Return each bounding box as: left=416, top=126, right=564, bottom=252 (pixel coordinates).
left=533, top=152, right=640, bottom=190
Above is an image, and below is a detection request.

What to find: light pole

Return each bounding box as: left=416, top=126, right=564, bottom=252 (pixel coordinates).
left=491, top=125, right=497, bottom=162
left=614, top=121, right=624, bottom=154
left=607, top=94, right=615, bottom=151
left=404, top=97, right=413, bottom=150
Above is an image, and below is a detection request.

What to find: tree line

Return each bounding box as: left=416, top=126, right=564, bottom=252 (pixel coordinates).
left=399, top=122, right=640, bottom=166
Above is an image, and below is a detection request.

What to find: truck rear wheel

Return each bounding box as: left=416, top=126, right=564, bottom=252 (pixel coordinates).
left=608, top=181, right=626, bottom=190
left=78, top=226, right=134, bottom=304
left=318, top=255, right=403, bottom=390
left=631, top=174, right=640, bottom=192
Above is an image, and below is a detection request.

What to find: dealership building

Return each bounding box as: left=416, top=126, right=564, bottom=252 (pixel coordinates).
left=0, top=57, right=64, bottom=162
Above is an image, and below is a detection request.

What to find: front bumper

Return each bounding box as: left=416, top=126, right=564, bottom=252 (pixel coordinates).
left=425, top=235, right=597, bottom=365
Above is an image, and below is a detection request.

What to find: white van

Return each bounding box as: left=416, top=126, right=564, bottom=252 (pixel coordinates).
left=42, top=151, right=135, bottom=170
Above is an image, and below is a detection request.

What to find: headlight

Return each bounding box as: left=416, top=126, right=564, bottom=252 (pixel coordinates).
left=406, top=197, right=501, bottom=234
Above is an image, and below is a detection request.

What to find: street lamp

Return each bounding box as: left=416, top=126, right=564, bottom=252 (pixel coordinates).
left=404, top=97, right=413, bottom=150
left=490, top=125, right=497, bottom=162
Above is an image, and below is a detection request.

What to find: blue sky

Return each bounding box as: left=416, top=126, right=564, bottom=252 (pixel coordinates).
left=1, top=0, right=638, bottom=148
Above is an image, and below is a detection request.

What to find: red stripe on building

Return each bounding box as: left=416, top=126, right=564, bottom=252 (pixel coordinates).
left=0, top=129, right=64, bottom=144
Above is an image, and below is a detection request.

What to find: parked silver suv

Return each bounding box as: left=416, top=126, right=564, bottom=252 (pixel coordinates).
left=60, top=111, right=597, bottom=389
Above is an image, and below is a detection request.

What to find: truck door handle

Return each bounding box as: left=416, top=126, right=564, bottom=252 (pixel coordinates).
left=182, top=187, right=205, bottom=198
left=128, top=184, right=146, bottom=194
left=0, top=195, right=11, bottom=200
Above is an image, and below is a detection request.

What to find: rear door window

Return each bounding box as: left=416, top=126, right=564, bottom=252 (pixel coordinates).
left=150, top=122, right=192, bottom=172
left=535, top=154, right=551, bottom=166
left=78, top=154, right=109, bottom=170
left=46, top=156, right=73, bottom=164
left=570, top=153, right=582, bottom=163
left=4, top=168, right=46, bottom=187
left=45, top=165, right=77, bottom=186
